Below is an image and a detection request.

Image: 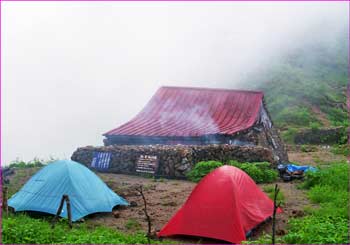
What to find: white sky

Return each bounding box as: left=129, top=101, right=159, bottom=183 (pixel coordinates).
left=1, top=1, right=348, bottom=165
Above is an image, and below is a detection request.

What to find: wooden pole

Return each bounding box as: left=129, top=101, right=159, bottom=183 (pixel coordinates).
left=2, top=186, right=8, bottom=216
left=51, top=195, right=66, bottom=228
left=65, top=195, right=73, bottom=228
left=272, top=184, right=281, bottom=245
left=138, top=185, right=151, bottom=243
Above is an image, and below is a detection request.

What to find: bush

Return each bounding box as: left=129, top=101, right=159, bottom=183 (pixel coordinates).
left=228, top=161, right=278, bottom=184
left=281, top=128, right=298, bottom=143
left=186, top=161, right=223, bottom=182
left=8, top=159, right=45, bottom=169
left=187, top=160, right=278, bottom=184
left=275, top=106, right=318, bottom=127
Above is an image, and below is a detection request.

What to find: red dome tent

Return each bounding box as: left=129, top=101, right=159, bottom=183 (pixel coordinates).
left=158, top=165, right=282, bottom=244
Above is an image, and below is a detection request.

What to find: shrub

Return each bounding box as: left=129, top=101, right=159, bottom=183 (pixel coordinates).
left=228, top=161, right=278, bottom=183
left=186, top=161, right=223, bottom=182
left=187, top=160, right=277, bottom=184
left=8, top=159, right=45, bottom=169
left=275, top=106, right=318, bottom=127
left=281, top=127, right=298, bottom=143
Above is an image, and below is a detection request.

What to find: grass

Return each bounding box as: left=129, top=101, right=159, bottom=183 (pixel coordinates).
left=330, top=144, right=350, bottom=156
left=2, top=213, right=171, bottom=244
left=262, top=185, right=285, bottom=206
left=125, top=218, right=142, bottom=230
left=246, top=161, right=349, bottom=244
left=283, top=161, right=349, bottom=244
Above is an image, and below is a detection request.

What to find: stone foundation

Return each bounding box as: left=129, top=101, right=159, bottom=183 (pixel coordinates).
left=71, top=144, right=275, bottom=178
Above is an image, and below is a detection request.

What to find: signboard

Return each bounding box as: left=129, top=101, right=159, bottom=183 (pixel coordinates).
left=136, top=155, right=158, bottom=175
left=91, top=152, right=112, bottom=170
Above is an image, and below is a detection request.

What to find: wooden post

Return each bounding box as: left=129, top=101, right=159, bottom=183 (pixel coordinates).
left=51, top=195, right=66, bottom=228
left=65, top=195, right=73, bottom=228
left=2, top=186, right=8, bottom=216
left=138, top=185, right=151, bottom=243
left=272, top=184, right=281, bottom=245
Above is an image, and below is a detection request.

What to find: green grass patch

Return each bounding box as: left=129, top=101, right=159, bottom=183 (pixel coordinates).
left=2, top=213, right=171, bottom=244
left=331, top=144, right=350, bottom=156
left=262, top=185, right=285, bottom=205
left=284, top=161, right=349, bottom=244
left=125, top=218, right=142, bottom=230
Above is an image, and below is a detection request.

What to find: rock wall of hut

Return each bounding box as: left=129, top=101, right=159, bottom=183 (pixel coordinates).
left=71, top=144, right=275, bottom=178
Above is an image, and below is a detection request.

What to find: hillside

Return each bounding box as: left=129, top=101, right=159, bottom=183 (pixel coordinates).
left=245, top=30, right=348, bottom=136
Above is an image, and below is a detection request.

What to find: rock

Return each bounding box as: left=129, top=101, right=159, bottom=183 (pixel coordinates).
left=276, top=229, right=287, bottom=235
left=291, top=209, right=305, bottom=218
left=130, top=201, right=138, bottom=207
left=112, top=211, right=120, bottom=218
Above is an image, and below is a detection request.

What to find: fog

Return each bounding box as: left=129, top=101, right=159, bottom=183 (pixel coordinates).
left=1, top=1, right=348, bottom=165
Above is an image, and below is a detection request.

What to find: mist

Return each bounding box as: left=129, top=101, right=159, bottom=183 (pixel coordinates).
left=1, top=1, right=348, bottom=165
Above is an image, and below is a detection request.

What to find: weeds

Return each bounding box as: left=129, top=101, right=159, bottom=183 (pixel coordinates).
left=284, top=161, right=349, bottom=244
left=262, top=185, right=285, bottom=205
left=2, top=213, right=171, bottom=244
left=125, top=218, right=141, bottom=230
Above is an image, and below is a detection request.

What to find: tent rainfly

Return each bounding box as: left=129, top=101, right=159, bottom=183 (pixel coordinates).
left=158, top=165, right=282, bottom=243
left=8, top=160, right=128, bottom=221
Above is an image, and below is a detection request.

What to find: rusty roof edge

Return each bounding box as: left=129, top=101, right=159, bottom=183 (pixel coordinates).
left=160, top=85, right=264, bottom=94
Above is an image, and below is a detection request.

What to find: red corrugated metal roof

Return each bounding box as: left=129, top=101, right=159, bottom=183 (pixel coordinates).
left=104, top=86, right=264, bottom=137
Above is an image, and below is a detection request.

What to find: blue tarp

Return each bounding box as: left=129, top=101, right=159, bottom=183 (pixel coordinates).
left=8, top=160, right=128, bottom=221
left=286, top=164, right=317, bottom=173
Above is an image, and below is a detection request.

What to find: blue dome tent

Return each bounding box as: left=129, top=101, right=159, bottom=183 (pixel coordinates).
left=8, top=160, right=128, bottom=221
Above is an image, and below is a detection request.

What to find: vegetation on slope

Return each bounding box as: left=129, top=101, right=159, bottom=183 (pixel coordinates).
left=245, top=30, right=348, bottom=132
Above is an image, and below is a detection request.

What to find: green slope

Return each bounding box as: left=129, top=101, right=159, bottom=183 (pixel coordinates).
left=246, top=30, right=348, bottom=130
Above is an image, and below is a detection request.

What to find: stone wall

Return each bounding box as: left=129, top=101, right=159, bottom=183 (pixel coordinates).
left=71, top=144, right=275, bottom=178
left=294, top=127, right=345, bottom=145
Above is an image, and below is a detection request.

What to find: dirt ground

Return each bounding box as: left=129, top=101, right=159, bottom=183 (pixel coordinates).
left=86, top=172, right=315, bottom=243
left=288, top=146, right=347, bottom=166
